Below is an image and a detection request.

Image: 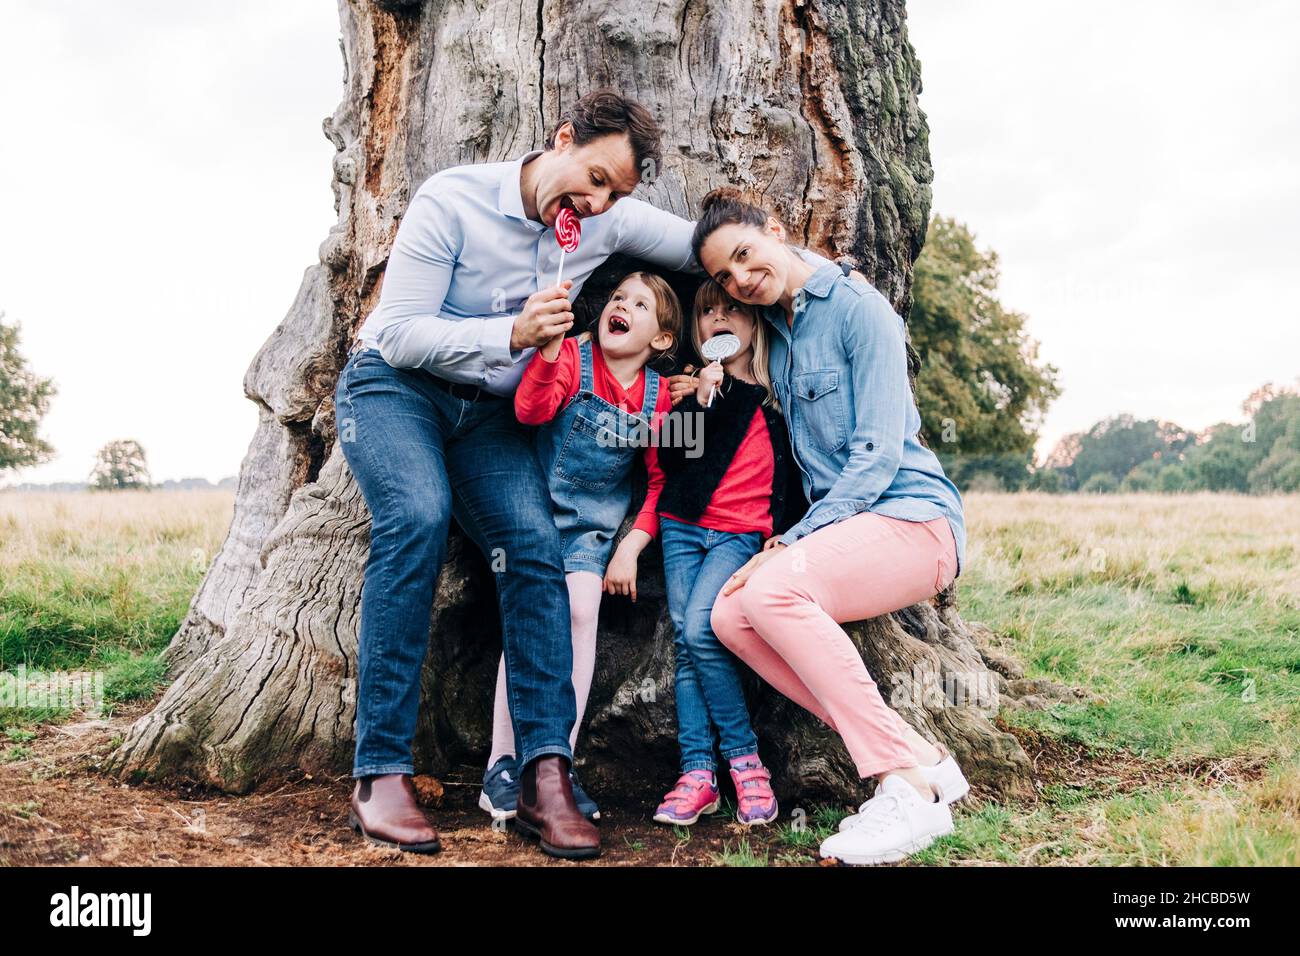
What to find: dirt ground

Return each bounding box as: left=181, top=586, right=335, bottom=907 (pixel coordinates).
left=0, top=700, right=1267, bottom=867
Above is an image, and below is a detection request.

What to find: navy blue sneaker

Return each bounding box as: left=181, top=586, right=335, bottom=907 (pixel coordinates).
left=569, top=769, right=600, bottom=821
left=479, top=756, right=519, bottom=820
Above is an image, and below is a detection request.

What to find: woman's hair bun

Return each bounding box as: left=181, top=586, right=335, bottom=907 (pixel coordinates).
left=700, top=185, right=746, bottom=213
left=692, top=185, right=772, bottom=264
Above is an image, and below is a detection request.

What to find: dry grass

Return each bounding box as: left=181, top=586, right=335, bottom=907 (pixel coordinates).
left=0, top=489, right=234, bottom=571
left=963, top=491, right=1300, bottom=607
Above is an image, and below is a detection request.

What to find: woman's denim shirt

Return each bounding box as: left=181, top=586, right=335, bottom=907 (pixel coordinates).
left=764, top=262, right=967, bottom=575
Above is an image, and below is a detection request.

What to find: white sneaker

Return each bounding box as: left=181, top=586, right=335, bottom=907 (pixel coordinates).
left=819, top=774, right=954, bottom=865
left=925, top=754, right=971, bottom=804
left=838, top=755, right=968, bottom=831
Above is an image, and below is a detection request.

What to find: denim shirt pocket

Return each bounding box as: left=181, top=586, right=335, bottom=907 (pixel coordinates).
left=793, top=368, right=848, bottom=456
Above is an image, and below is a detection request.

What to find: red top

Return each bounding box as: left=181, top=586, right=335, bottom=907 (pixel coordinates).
left=660, top=405, right=776, bottom=538
left=514, top=336, right=672, bottom=539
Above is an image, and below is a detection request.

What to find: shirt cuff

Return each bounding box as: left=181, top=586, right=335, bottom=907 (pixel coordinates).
left=529, top=346, right=564, bottom=380
left=632, top=512, right=659, bottom=540
left=777, top=526, right=807, bottom=548
left=480, top=314, right=517, bottom=368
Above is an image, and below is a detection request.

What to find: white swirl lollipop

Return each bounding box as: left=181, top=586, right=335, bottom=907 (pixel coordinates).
left=699, top=333, right=741, bottom=407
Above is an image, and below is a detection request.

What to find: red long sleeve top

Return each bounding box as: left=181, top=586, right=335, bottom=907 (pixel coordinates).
left=514, top=336, right=673, bottom=538
left=660, top=404, right=777, bottom=538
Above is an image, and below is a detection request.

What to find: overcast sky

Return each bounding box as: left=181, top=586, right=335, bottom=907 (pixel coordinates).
left=2, top=0, right=1296, bottom=485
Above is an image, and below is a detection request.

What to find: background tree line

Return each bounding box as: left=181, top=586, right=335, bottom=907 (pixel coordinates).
left=1030, top=386, right=1300, bottom=494
left=905, top=218, right=1298, bottom=495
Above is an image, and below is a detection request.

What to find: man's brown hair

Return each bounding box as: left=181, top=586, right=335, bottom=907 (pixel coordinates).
left=545, top=89, right=663, bottom=183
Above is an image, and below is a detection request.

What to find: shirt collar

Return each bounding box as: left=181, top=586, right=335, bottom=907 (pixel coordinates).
left=498, top=149, right=545, bottom=226
left=762, top=261, right=841, bottom=330
left=799, top=261, right=842, bottom=300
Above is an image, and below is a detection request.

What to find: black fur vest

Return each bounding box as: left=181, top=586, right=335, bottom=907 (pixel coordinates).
left=656, top=374, right=805, bottom=535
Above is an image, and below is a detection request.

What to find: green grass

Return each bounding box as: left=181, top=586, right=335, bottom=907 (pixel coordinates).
left=0, top=562, right=196, bottom=671
left=963, top=583, right=1299, bottom=760
left=948, top=492, right=1300, bottom=865
left=0, top=490, right=230, bottom=733
left=713, top=836, right=769, bottom=867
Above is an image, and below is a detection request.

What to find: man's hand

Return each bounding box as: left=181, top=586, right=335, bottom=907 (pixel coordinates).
left=720, top=541, right=786, bottom=596
left=667, top=365, right=698, bottom=406
left=510, top=281, right=574, bottom=351
left=695, top=361, right=724, bottom=405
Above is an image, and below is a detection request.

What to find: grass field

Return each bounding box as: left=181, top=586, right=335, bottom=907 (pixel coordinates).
left=954, top=492, right=1299, bottom=865
left=1, top=489, right=1297, bottom=865
left=0, top=490, right=231, bottom=716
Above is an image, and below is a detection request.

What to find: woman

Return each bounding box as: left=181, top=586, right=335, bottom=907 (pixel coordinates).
left=688, top=186, right=970, bottom=865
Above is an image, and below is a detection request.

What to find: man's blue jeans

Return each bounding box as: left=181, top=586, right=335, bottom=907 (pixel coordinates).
left=659, top=516, right=761, bottom=773
left=335, top=347, right=576, bottom=777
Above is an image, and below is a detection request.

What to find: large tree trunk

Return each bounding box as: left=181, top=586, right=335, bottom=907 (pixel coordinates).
left=106, top=0, right=1043, bottom=803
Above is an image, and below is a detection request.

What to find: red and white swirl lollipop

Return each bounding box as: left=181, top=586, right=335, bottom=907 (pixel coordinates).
left=554, top=204, right=581, bottom=287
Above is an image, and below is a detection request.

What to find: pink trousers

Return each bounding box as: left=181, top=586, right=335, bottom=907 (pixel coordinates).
left=710, top=511, right=958, bottom=779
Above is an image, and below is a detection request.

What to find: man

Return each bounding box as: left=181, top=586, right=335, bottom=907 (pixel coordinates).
left=338, top=88, right=851, bottom=860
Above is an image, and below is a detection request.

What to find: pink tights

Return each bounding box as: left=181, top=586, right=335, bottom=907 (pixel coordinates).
left=488, top=570, right=601, bottom=767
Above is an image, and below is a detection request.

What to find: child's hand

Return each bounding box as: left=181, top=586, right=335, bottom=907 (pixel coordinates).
left=667, top=365, right=698, bottom=406
left=539, top=330, right=566, bottom=362
left=695, top=362, right=724, bottom=404
left=603, top=530, right=650, bottom=601
left=603, top=547, right=639, bottom=601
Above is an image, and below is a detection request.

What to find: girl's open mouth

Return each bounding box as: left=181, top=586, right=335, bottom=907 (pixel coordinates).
left=607, top=314, right=631, bottom=335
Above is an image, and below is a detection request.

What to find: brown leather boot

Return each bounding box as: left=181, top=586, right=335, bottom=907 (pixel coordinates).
left=348, top=773, right=441, bottom=853
left=513, top=755, right=600, bottom=859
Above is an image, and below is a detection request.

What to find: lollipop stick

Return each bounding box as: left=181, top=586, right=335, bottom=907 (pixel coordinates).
left=555, top=249, right=566, bottom=288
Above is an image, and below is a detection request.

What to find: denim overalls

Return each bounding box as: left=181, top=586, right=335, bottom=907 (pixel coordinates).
left=534, top=337, right=660, bottom=575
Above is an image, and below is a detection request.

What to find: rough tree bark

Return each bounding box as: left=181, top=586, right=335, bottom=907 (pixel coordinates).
left=106, top=0, right=1053, bottom=804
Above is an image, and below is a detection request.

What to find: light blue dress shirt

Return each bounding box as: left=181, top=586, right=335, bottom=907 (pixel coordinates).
left=765, top=263, right=967, bottom=575
left=354, top=149, right=836, bottom=396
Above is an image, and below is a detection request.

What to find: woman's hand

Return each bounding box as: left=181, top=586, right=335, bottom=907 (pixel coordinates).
left=695, top=362, right=724, bottom=404
left=603, top=530, right=650, bottom=601
left=721, top=542, right=786, bottom=596
left=762, top=535, right=784, bottom=552
left=667, top=365, right=698, bottom=406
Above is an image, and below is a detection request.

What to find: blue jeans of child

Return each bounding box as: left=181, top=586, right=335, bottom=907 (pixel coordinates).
left=659, top=515, right=762, bottom=773
left=336, top=347, right=576, bottom=776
